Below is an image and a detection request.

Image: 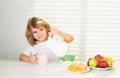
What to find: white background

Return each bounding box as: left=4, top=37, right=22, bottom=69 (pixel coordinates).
left=0, top=0, right=28, bottom=59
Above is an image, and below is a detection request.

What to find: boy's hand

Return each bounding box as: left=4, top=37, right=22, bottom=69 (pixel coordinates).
left=29, top=54, right=37, bottom=64
left=51, top=27, right=61, bottom=36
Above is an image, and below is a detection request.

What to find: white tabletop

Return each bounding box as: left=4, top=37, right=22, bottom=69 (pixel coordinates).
left=0, top=59, right=120, bottom=78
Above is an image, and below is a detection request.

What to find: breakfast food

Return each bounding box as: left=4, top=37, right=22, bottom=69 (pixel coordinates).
left=67, top=63, right=88, bottom=72
left=87, top=54, right=114, bottom=69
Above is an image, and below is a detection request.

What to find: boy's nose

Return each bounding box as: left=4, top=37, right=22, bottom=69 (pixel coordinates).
left=38, top=32, right=42, bottom=36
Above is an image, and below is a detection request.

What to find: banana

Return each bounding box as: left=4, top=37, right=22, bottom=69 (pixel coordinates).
left=102, top=55, right=114, bottom=67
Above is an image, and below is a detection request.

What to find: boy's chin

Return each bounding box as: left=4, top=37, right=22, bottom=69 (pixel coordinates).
left=38, top=39, right=46, bottom=42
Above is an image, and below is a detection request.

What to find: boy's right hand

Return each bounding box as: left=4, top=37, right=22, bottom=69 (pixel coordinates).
left=29, top=54, right=37, bottom=64
left=51, top=27, right=61, bottom=36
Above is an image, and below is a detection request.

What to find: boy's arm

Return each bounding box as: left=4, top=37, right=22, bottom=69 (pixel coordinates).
left=59, top=32, right=74, bottom=43
left=51, top=27, right=74, bottom=43
left=19, top=53, right=37, bottom=63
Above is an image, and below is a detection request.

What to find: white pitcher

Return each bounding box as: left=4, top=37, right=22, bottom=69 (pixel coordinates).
left=46, top=34, right=67, bottom=57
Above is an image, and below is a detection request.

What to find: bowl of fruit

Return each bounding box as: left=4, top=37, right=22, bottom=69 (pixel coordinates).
left=87, top=54, right=114, bottom=70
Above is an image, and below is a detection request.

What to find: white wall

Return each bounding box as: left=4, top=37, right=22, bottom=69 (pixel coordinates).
left=0, top=0, right=28, bottom=59
left=1, top=0, right=120, bottom=60
left=29, top=0, right=120, bottom=61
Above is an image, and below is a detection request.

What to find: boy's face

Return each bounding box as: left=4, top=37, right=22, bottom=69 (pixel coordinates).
left=31, top=26, right=48, bottom=42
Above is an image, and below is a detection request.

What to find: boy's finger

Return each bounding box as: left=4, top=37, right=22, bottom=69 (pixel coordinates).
left=33, top=54, right=37, bottom=56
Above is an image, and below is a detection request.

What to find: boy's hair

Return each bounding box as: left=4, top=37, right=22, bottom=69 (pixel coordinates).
left=25, top=16, right=51, bottom=46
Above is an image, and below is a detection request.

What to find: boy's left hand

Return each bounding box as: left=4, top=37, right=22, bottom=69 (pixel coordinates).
left=50, top=27, right=61, bottom=36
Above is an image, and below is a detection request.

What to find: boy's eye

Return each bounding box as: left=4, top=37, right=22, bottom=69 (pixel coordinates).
left=40, top=29, right=43, bottom=31
left=33, top=31, right=37, bottom=33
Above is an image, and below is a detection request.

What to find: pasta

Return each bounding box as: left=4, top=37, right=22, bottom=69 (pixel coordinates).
left=67, top=63, right=88, bottom=72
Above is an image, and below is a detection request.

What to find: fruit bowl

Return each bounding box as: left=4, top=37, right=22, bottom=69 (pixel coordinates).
left=87, top=54, right=114, bottom=70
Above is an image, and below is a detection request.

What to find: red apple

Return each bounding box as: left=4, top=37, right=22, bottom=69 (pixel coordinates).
left=87, top=58, right=92, bottom=66
left=98, top=59, right=108, bottom=68
left=94, top=54, right=103, bottom=62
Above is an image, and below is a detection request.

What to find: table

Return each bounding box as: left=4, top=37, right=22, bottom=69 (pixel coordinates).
left=0, top=59, right=120, bottom=78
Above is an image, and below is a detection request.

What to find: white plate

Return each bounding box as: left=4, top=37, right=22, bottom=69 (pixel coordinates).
left=90, top=67, right=113, bottom=70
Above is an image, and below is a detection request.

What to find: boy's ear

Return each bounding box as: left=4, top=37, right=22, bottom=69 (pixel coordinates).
left=47, top=28, right=51, bottom=32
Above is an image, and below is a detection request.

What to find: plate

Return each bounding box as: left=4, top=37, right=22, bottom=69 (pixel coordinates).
left=90, top=67, right=113, bottom=70
left=67, top=62, right=90, bottom=73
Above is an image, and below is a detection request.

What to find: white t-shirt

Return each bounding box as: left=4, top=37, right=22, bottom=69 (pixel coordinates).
left=22, top=35, right=67, bottom=61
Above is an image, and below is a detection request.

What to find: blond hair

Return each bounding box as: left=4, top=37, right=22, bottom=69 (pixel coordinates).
left=25, top=17, right=51, bottom=46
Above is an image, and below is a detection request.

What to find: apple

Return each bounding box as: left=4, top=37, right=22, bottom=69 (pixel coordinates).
left=94, top=54, right=103, bottom=62
left=87, top=58, right=92, bottom=66
left=89, top=58, right=98, bottom=68
left=98, top=59, right=108, bottom=68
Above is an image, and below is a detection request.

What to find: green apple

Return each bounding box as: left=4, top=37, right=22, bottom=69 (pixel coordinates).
left=89, top=58, right=98, bottom=68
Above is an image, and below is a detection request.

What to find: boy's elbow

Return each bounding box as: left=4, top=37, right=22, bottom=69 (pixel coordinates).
left=19, top=53, right=24, bottom=61
left=66, top=36, right=74, bottom=43
left=19, top=54, right=22, bottom=61
left=69, top=36, right=74, bottom=42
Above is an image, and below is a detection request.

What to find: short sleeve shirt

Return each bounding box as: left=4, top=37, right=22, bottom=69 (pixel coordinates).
left=22, top=35, right=65, bottom=61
